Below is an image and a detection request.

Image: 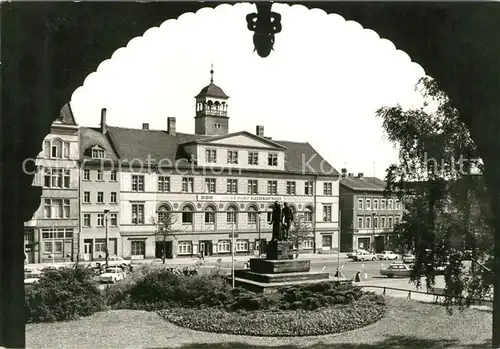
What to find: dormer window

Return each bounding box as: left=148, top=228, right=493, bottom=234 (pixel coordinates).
left=268, top=153, right=278, bottom=166
left=92, top=148, right=105, bottom=159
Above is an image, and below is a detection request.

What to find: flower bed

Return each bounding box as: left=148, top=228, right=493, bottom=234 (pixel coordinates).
left=159, top=294, right=386, bottom=337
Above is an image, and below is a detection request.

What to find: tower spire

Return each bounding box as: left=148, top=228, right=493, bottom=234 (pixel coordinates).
left=210, top=63, right=214, bottom=84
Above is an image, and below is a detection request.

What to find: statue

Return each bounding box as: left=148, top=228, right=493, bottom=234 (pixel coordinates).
left=269, top=201, right=282, bottom=241
left=282, top=202, right=294, bottom=241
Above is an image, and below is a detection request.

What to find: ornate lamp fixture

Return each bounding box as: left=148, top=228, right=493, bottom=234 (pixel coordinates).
left=246, top=3, right=282, bottom=58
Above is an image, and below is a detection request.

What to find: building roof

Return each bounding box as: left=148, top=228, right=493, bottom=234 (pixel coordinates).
left=195, top=83, right=229, bottom=99
left=105, top=126, right=339, bottom=176
left=340, top=176, right=386, bottom=192
left=80, top=127, right=120, bottom=161
left=180, top=131, right=287, bottom=150
left=57, top=103, right=78, bottom=126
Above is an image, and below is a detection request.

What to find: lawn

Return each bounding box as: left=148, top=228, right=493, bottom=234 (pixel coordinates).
left=26, top=297, right=492, bottom=349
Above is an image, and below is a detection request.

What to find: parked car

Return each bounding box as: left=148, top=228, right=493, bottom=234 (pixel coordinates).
left=403, top=254, right=416, bottom=263
left=380, top=263, right=413, bottom=278
left=24, top=277, right=40, bottom=285
left=377, top=251, right=400, bottom=260
left=24, top=266, right=42, bottom=279
left=99, top=267, right=125, bottom=284
left=354, top=251, right=377, bottom=261
left=347, top=249, right=369, bottom=259
left=107, top=256, right=131, bottom=269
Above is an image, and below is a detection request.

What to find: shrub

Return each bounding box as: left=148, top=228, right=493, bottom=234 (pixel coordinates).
left=25, top=266, right=105, bottom=323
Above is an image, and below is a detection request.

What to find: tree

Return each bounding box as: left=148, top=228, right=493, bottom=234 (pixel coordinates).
left=150, top=207, right=179, bottom=264
left=376, top=76, right=493, bottom=310
left=288, top=214, right=313, bottom=258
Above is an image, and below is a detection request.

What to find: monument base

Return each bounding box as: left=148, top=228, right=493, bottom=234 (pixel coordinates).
left=266, top=240, right=293, bottom=260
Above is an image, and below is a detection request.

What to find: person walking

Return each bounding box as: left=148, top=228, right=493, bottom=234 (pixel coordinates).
left=161, top=249, right=166, bottom=264
left=355, top=270, right=361, bottom=282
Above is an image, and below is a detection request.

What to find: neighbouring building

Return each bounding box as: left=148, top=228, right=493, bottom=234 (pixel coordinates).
left=339, top=169, right=404, bottom=252
left=79, top=108, right=121, bottom=262
left=92, top=69, right=341, bottom=259
left=24, top=104, right=80, bottom=263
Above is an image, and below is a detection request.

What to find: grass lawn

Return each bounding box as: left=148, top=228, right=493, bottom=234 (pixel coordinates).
left=26, top=297, right=492, bottom=349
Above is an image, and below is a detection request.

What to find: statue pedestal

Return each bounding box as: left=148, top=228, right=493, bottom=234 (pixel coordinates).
left=233, top=239, right=332, bottom=294
left=265, top=240, right=293, bottom=260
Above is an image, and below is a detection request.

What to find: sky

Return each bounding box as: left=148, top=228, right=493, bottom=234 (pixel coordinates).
left=70, top=3, right=427, bottom=179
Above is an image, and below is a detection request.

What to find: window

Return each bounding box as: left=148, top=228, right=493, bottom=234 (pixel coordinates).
left=381, top=199, right=386, bottom=209
left=205, top=178, right=216, bottom=193
left=43, top=199, right=70, bottom=218
left=358, top=217, right=364, bottom=229
left=204, top=206, right=215, bottom=224
left=266, top=206, right=273, bottom=223
left=395, top=217, right=400, bottom=225
left=388, top=199, right=393, bottom=210
left=365, top=199, right=371, bottom=210
left=388, top=217, right=393, bottom=228
left=227, top=150, right=238, bottom=164
left=227, top=206, right=237, bottom=224
left=381, top=216, right=386, bottom=228
left=206, top=149, right=217, bottom=163
left=110, top=213, right=118, bottom=226
left=322, top=235, right=333, bottom=248
left=97, top=192, right=104, bottom=203
left=44, top=241, right=53, bottom=254
left=43, top=169, right=71, bottom=188
left=51, top=139, right=62, bottom=158
left=110, top=170, right=117, bottom=181
left=132, top=175, right=145, bottom=192
left=95, top=240, right=106, bottom=254
left=247, top=180, right=258, bottom=194
left=323, top=182, right=333, bottom=196
left=365, top=217, right=371, bottom=229
left=131, top=241, right=145, bottom=256
left=157, top=205, right=171, bottom=224
left=111, top=192, right=117, bottom=203
left=227, top=179, right=238, bottom=194
left=178, top=241, right=193, bottom=255
left=158, top=176, right=170, bottom=192
left=286, top=181, right=296, bottom=195
left=236, top=240, right=249, bottom=252
left=304, top=206, right=313, bottom=222
left=248, top=152, right=258, bottom=165
left=322, top=204, right=332, bottom=222
left=373, top=217, right=378, bottom=228
left=304, top=181, right=314, bottom=196
left=132, top=204, right=144, bottom=224
left=267, top=181, right=277, bottom=195
left=83, top=192, right=90, bottom=203
left=300, top=239, right=314, bottom=249
left=218, top=240, right=231, bottom=253
left=97, top=213, right=104, bottom=227
left=247, top=206, right=257, bottom=224
left=41, top=228, right=73, bottom=239
left=97, top=170, right=103, bottom=181
left=182, top=206, right=194, bottom=224
left=358, top=198, right=364, bottom=210
left=268, top=153, right=278, bottom=166
left=373, top=199, right=379, bottom=210
left=83, top=214, right=91, bottom=227
left=92, top=148, right=105, bottom=159
left=394, top=200, right=400, bottom=210
left=182, top=177, right=194, bottom=193
left=83, top=169, right=90, bottom=181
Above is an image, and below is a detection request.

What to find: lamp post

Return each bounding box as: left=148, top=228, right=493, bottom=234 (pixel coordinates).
left=104, top=209, right=109, bottom=267
left=258, top=211, right=262, bottom=257
left=231, top=221, right=235, bottom=288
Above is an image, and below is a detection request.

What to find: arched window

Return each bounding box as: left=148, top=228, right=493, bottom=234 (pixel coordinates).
left=182, top=205, right=194, bottom=224
left=227, top=205, right=237, bottom=224
left=247, top=205, right=258, bottom=224
left=207, top=100, right=213, bottom=110
left=51, top=139, right=62, bottom=158
left=304, top=206, right=313, bottom=223
left=266, top=205, right=273, bottom=223
left=205, top=205, right=215, bottom=224
left=157, top=205, right=171, bottom=224
left=214, top=101, right=220, bottom=110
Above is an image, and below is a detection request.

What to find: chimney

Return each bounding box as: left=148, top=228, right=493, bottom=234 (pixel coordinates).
left=256, top=125, right=264, bottom=137
left=167, top=117, right=176, bottom=136
left=357, top=173, right=364, bottom=178
left=142, top=123, right=149, bottom=130
left=341, top=168, right=347, bottom=177
left=100, top=108, right=107, bottom=134
left=348, top=173, right=354, bottom=177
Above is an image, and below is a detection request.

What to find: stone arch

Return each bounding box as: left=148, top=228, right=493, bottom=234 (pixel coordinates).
left=203, top=203, right=217, bottom=224
left=180, top=202, right=196, bottom=224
